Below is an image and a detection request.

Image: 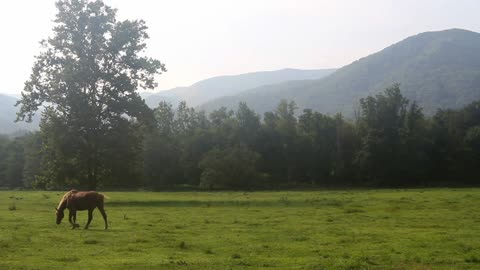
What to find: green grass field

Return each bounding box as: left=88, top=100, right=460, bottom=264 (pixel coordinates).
left=1, top=189, right=479, bottom=269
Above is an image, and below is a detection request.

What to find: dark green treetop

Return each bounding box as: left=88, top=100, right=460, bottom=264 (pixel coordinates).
left=16, top=0, right=165, bottom=189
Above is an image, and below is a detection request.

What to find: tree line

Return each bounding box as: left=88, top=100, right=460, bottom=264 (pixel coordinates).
left=1, top=84, right=480, bottom=190
left=2, top=0, right=480, bottom=190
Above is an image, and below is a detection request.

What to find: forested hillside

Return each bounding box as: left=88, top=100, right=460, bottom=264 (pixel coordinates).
left=201, top=29, right=480, bottom=116
left=144, top=68, right=336, bottom=107
left=2, top=86, right=480, bottom=189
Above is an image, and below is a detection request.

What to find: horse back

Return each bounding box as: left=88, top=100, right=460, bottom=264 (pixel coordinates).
left=67, top=191, right=104, bottom=211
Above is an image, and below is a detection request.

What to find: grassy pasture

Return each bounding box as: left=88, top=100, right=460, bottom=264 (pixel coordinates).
left=0, top=189, right=479, bottom=269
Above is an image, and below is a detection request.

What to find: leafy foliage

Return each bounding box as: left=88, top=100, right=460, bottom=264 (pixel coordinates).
left=14, top=0, right=165, bottom=189
left=199, top=146, right=263, bottom=189
left=3, top=5, right=480, bottom=190
left=3, top=84, right=480, bottom=189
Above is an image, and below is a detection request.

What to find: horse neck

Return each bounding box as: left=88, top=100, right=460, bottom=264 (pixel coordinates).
left=57, top=192, right=71, bottom=211
left=58, top=199, right=67, bottom=211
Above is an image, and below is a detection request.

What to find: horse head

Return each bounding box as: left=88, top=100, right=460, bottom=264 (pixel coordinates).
left=55, top=191, right=73, bottom=225
left=55, top=207, right=65, bottom=224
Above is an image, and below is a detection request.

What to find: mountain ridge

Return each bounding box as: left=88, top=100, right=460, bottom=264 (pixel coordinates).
left=200, top=28, right=480, bottom=116
left=3, top=28, right=480, bottom=134
left=143, top=68, right=336, bottom=108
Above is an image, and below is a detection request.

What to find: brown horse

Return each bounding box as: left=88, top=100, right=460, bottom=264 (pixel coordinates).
left=55, top=190, right=108, bottom=230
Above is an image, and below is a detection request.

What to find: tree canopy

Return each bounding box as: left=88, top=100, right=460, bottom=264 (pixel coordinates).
left=15, top=0, right=165, bottom=189
left=3, top=85, right=480, bottom=189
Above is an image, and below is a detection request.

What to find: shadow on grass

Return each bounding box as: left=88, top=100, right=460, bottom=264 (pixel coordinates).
left=82, top=228, right=126, bottom=232
left=53, top=256, right=80, bottom=262
left=107, top=199, right=347, bottom=208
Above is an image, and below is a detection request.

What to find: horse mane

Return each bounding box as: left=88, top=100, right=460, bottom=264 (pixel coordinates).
left=57, top=190, right=78, bottom=210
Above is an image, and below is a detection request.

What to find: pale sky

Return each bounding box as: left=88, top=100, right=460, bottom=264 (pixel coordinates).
left=0, top=0, right=479, bottom=95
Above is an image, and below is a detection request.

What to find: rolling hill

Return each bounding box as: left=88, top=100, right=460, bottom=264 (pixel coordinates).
left=200, top=29, right=480, bottom=116
left=143, top=68, right=336, bottom=108
left=2, top=69, right=335, bottom=134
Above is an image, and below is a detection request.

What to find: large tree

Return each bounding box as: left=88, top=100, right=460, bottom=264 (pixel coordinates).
left=16, top=0, right=165, bottom=189
left=355, top=84, right=430, bottom=185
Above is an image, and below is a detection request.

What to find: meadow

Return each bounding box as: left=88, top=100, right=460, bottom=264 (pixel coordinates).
left=0, top=189, right=479, bottom=269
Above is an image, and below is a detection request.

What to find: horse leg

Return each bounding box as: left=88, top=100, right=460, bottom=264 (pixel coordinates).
left=73, top=210, right=80, bottom=228
left=98, top=206, right=108, bottom=230
left=69, top=210, right=76, bottom=229
left=85, top=209, right=93, bottom=229
left=68, top=211, right=73, bottom=227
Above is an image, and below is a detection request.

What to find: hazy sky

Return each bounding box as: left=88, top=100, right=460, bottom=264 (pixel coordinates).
left=0, top=0, right=479, bottom=95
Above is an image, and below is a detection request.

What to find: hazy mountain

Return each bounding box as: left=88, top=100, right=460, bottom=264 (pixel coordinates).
left=144, top=68, right=336, bottom=108
left=200, top=29, right=480, bottom=116
left=0, top=94, right=39, bottom=135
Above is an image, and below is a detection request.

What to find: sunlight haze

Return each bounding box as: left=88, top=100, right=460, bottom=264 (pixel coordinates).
left=0, top=0, right=479, bottom=95
left=2, top=1, right=480, bottom=267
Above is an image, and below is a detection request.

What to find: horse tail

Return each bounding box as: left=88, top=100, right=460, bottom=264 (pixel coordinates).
left=100, top=193, right=110, bottom=200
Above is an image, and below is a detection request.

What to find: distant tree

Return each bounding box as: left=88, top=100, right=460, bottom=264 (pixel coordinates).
left=465, top=126, right=480, bottom=154
left=401, top=102, right=431, bottom=184
left=0, top=135, right=25, bottom=188
left=428, top=101, right=480, bottom=184
left=208, top=106, right=236, bottom=146
left=20, top=132, right=43, bottom=188
left=3, top=137, right=26, bottom=188
left=174, top=101, right=199, bottom=136
left=143, top=101, right=183, bottom=188
left=16, top=0, right=165, bottom=189
left=464, top=126, right=480, bottom=183
left=101, top=120, right=145, bottom=188
left=235, top=102, right=261, bottom=146
left=0, top=135, right=9, bottom=186
left=143, top=134, right=182, bottom=187
left=257, top=100, right=299, bottom=183
left=180, top=128, right=217, bottom=186
left=355, top=84, right=430, bottom=185
left=199, top=146, right=264, bottom=189
left=209, top=107, right=234, bottom=128
left=154, top=101, right=176, bottom=137
left=298, top=110, right=338, bottom=184
left=463, top=101, right=480, bottom=127
left=173, top=102, right=213, bottom=185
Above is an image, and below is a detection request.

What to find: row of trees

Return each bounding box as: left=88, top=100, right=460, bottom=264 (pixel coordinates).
left=2, top=84, right=480, bottom=189
left=2, top=1, right=479, bottom=190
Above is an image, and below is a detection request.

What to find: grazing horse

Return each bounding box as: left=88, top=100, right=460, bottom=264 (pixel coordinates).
left=55, top=190, right=108, bottom=230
